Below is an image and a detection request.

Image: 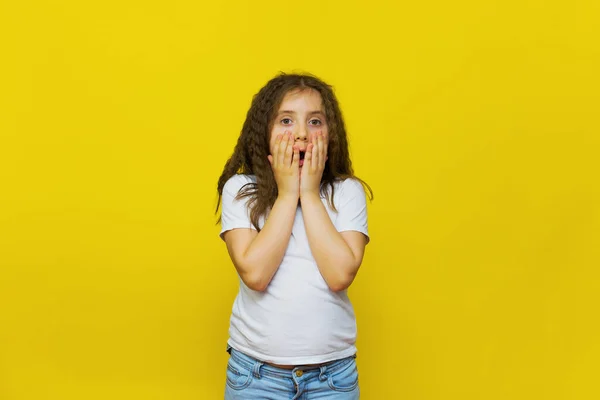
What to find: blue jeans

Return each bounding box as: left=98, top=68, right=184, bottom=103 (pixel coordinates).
left=224, top=346, right=360, bottom=399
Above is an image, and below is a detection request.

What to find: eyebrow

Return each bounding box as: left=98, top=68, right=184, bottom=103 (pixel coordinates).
left=277, top=110, right=324, bottom=116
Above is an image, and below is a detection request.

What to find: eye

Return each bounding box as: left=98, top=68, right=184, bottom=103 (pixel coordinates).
left=281, top=118, right=293, bottom=125
left=309, top=119, right=322, bottom=126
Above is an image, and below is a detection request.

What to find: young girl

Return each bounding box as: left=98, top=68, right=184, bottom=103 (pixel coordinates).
left=216, top=72, right=372, bottom=399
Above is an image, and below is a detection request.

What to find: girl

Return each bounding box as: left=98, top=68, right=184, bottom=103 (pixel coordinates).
left=216, top=72, right=372, bottom=399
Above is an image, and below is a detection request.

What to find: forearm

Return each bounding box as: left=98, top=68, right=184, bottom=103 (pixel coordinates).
left=300, top=193, right=360, bottom=291
left=239, top=194, right=298, bottom=290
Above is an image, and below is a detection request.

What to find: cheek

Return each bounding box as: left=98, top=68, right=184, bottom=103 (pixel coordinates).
left=270, top=126, right=286, bottom=140
left=311, top=126, right=329, bottom=139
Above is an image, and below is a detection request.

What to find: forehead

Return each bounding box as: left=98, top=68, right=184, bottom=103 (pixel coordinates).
left=278, top=89, right=323, bottom=110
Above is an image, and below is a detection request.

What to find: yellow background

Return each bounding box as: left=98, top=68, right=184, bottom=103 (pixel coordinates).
left=1, top=0, right=599, bottom=399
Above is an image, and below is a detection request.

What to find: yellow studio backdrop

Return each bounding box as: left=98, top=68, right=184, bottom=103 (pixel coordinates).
left=0, top=0, right=598, bottom=399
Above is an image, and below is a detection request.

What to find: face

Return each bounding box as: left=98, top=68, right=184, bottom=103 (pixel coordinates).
left=269, top=89, right=329, bottom=164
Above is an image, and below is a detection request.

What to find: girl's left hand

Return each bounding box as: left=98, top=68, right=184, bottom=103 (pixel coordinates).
left=300, top=131, right=327, bottom=198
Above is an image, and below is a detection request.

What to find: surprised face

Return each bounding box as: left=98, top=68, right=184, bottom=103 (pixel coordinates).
left=269, top=89, right=329, bottom=168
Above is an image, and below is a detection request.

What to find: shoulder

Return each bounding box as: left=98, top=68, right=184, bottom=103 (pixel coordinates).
left=223, top=174, right=256, bottom=195
left=334, top=177, right=366, bottom=198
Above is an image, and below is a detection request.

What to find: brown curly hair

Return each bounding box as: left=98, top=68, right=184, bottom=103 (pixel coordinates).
left=216, top=72, right=373, bottom=231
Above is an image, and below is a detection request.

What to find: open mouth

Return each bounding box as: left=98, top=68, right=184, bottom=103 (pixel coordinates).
left=299, top=151, right=305, bottom=167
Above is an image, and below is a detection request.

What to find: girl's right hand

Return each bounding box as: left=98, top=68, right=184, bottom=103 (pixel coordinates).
left=267, top=131, right=300, bottom=200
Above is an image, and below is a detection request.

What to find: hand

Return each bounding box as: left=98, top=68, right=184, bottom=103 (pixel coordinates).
left=300, top=131, right=327, bottom=199
left=267, top=131, right=300, bottom=200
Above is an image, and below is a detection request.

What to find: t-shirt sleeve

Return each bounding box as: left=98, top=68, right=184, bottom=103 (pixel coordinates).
left=334, top=178, right=370, bottom=244
left=219, top=175, right=257, bottom=241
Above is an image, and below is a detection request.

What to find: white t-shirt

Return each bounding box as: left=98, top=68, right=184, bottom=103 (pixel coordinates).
left=219, top=174, right=369, bottom=365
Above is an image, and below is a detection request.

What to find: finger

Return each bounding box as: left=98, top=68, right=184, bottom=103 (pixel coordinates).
left=311, top=132, right=319, bottom=170
left=272, top=134, right=282, bottom=164
left=292, top=145, right=299, bottom=170
left=322, top=132, right=328, bottom=165
left=278, top=131, right=289, bottom=166
left=318, top=132, right=325, bottom=169
left=268, top=154, right=273, bottom=165
left=304, top=143, right=314, bottom=170
left=284, top=136, right=294, bottom=167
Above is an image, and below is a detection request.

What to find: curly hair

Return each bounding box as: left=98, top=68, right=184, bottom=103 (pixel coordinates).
left=216, top=72, right=373, bottom=231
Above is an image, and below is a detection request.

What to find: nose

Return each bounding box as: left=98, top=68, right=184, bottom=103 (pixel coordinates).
left=295, top=124, right=308, bottom=142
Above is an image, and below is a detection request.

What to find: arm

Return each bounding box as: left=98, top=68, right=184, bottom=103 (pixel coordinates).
left=299, top=131, right=370, bottom=292
left=301, top=193, right=368, bottom=292
left=221, top=131, right=300, bottom=292
left=223, top=193, right=297, bottom=292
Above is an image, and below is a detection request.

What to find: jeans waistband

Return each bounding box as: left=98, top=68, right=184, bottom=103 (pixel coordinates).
left=227, top=345, right=356, bottom=379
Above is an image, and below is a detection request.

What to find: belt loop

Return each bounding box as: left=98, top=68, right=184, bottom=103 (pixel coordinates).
left=319, top=365, right=328, bottom=381
left=252, top=360, right=264, bottom=379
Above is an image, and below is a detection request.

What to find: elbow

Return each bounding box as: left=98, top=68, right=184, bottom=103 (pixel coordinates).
left=326, top=270, right=358, bottom=292
left=324, top=256, right=361, bottom=292
left=328, top=282, right=350, bottom=292
left=238, top=268, right=271, bottom=292
left=232, top=257, right=271, bottom=292
left=244, top=277, right=269, bottom=292
left=328, top=279, right=352, bottom=292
